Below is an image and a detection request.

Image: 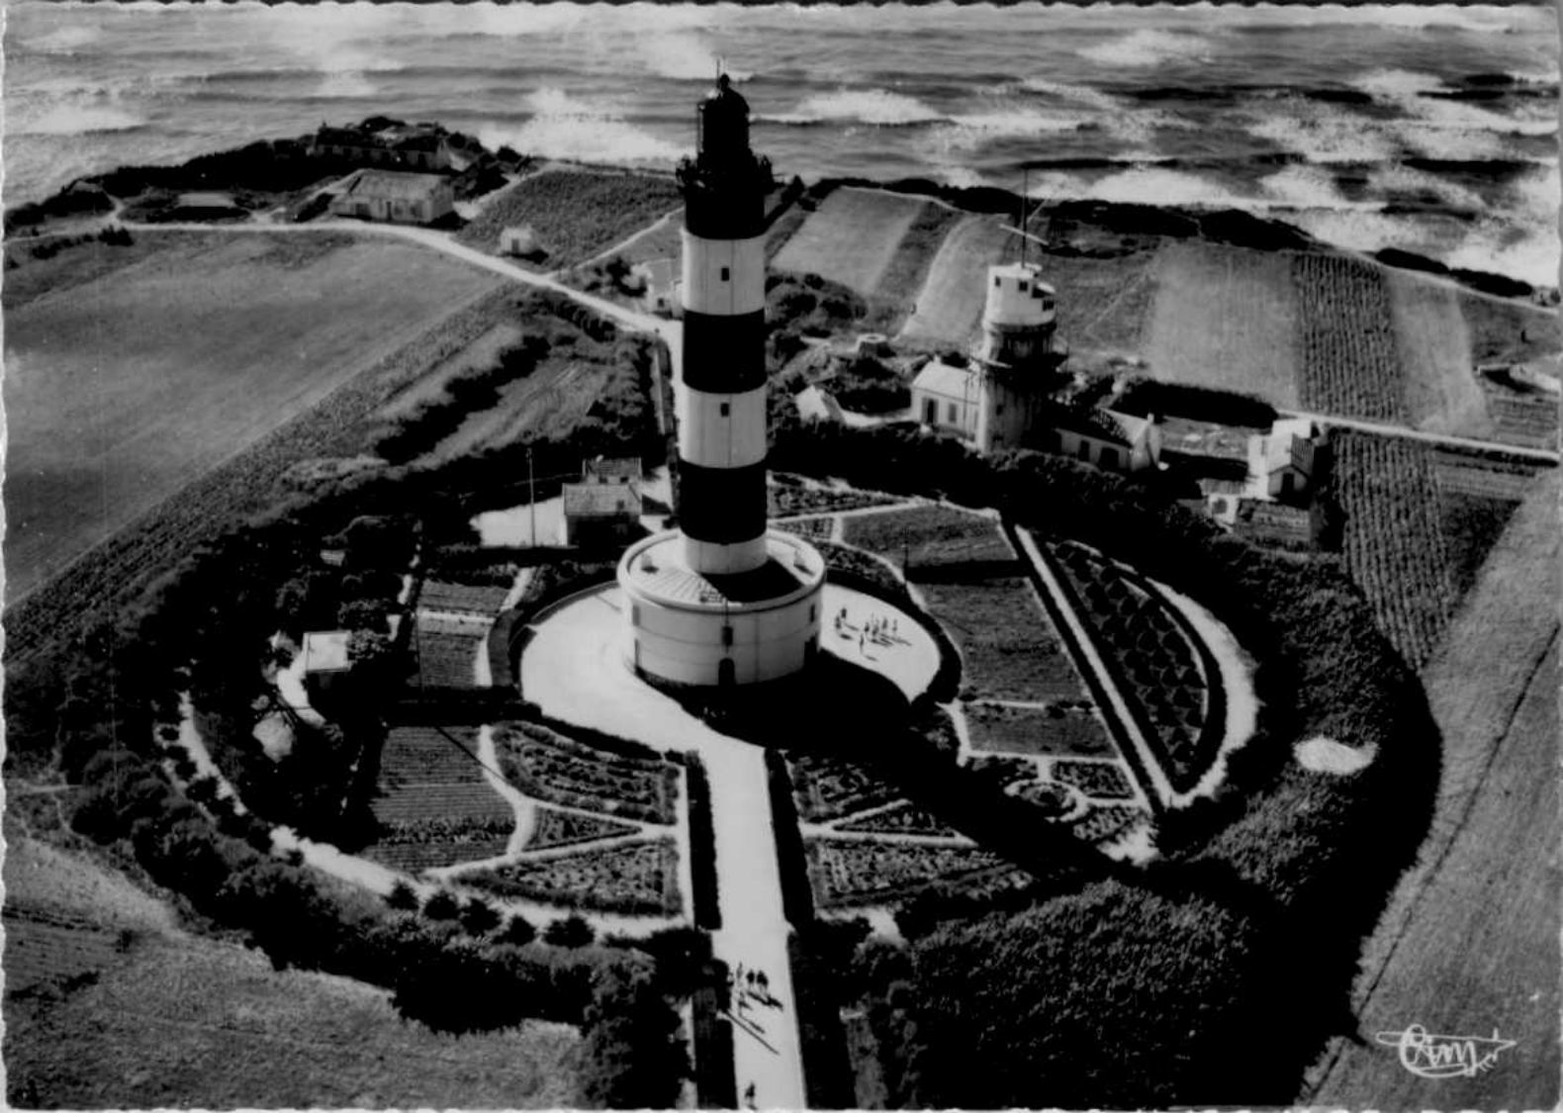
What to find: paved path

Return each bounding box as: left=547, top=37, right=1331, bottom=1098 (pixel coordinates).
left=1278, top=408, right=1559, bottom=464
left=520, top=586, right=808, bottom=1110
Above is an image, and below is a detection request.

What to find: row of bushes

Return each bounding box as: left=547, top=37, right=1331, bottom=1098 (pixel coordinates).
left=374, top=334, right=552, bottom=462
left=684, top=754, right=721, bottom=930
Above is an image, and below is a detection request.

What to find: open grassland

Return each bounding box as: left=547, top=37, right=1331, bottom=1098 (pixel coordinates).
left=1310, top=471, right=1559, bottom=1110
left=1293, top=253, right=1407, bottom=422
left=4, top=276, right=520, bottom=665
left=897, top=212, right=1012, bottom=347
left=772, top=188, right=928, bottom=296
left=5, top=933, right=579, bottom=1109
left=1143, top=242, right=1300, bottom=407
left=1039, top=248, right=1160, bottom=355
left=2, top=232, right=500, bottom=604
left=1386, top=271, right=1488, bottom=437
left=1459, top=289, right=1563, bottom=367
left=457, top=168, right=682, bottom=269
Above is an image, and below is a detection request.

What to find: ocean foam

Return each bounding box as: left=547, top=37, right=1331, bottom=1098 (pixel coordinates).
left=24, top=24, right=101, bottom=53
left=1076, top=28, right=1211, bottom=68
left=1259, top=164, right=1358, bottom=210
left=13, top=102, right=147, bottom=137
left=762, top=88, right=945, bottom=127
left=1366, top=165, right=1486, bottom=212
left=481, top=87, right=685, bottom=166
left=1247, top=101, right=1399, bottom=164
left=639, top=30, right=752, bottom=83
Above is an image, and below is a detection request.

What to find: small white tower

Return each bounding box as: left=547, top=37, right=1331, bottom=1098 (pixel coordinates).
left=981, top=261, right=1057, bottom=369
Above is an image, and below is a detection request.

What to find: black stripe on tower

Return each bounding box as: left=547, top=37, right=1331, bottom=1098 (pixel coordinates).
left=681, top=309, right=767, bottom=393
left=678, top=461, right=767, bottom=544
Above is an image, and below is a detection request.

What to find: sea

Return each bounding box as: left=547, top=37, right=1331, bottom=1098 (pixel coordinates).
left=5, top=1, right=1559, bottom=288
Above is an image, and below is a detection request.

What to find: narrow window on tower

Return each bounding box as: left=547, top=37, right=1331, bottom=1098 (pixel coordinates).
left=720, top=402, right=731, bottom=417
left=722, top=625, right=734, bottom=646
left=809, top=604, right=817, bottom=622
left=993, top=276, right=1001, bottom=288
left=720, top=266, right=731, bottom=282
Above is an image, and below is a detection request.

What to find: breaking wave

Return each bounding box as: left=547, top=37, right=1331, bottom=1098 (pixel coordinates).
left=479, top=87, right=684, bottom=166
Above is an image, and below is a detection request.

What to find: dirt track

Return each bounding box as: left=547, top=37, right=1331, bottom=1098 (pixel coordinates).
left=1305, top=469, right=1560, bottom=1110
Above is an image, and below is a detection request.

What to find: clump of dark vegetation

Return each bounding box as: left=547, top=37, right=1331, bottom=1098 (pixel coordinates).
left=1111, top=377, right=1278, bottom=428
left=759, top=417, right=1438, bottom=1107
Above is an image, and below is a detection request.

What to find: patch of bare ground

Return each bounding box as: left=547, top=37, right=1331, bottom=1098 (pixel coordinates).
left=1143, top=241, right=1301, bottom=407
left=1305, top=468, right=1560, bottom=1110
left=5, top=932, right=580, bottom=1109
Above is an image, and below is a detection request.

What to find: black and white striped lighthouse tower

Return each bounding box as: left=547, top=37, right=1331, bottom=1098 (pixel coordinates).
left=618, top=73, right=825, bottom=687
left=675, top=73, right=771, bottom=576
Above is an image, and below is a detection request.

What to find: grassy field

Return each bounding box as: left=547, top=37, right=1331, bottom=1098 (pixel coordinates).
left=1142, top=242, right=1301, bottom=408
left=2, top=231, right=500, bottom=602
left=772, top=187, right=928, bottom=296
left=1309, top=470, right=1559, bottom=1110
left=1386, top=271, right=1488, bottom=437
left=457, top=168, right=682, bottom=269
left=6, top=932, right=580, bottom=1108
left=964, top=702, right=1113, bottom=758
left=897, top=212, right=1013, bottom=347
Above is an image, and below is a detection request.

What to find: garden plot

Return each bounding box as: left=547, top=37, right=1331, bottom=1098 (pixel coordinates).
left=805, top=838, right=1018, bottom=910
left=364, top=725, right=515, bottom=872
left=1047, top=541, right=1218, bottom=793
left=833, top=802, right=962, bottom=839
left=769, top=477, right=905, bottom=517
left=409, top=619, right=488, bottom=690
left=494, top=721, right=682, bottom=825
left=963, top=701, right=1114, bottom=758
left=525, top=805, right=641, bottom=852
left=788, top=754, right=901, bottom=824
left=772, top=188, right=928, bottom=295
left=457, top=838, right=681, bottom=917
left=419, top=579, right=511, bottom=617
left=842, top=505, right=1014, bottom=570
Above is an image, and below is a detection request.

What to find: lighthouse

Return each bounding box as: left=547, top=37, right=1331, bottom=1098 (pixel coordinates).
left=617, top=74, right=825, bottom=688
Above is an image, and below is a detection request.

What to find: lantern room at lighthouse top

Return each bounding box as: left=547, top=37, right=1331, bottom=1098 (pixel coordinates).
left=985, top=260, right=1057, bottom=329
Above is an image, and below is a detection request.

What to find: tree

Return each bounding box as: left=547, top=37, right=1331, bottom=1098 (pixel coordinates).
left=460, top=897, right=502, bottom=937
left=424, top=890, right=460, bottom=922
left=543, top=912, right=595, bottom=948
left=498, top=914, right=536, bottom=946
left=575, top=965, right=690, bottom=1109
left=387, top=880, right=420, bottom=911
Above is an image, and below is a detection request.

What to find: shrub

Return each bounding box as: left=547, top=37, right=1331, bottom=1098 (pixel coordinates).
left=423, top=889, right=460, bottom=922
left=498, top=914, right=537, bottom=945
left=544, top=912, right=596, bottom=948
left=460, top=897, right=502, bottom=937
left=387, top=880, right=420, bottom=911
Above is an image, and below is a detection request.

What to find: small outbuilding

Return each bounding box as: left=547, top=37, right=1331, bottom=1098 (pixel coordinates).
left=562, top=482, right=642, bottom=547
left=582, top=457, right=642, bottom=485
left=329, top=170, right=454, bottom=225
left=1246, top=417, right=1321, bottom=503
left=500, top=225, right=540, bottom=257
left=1041, top=408, right=1163, bottom=474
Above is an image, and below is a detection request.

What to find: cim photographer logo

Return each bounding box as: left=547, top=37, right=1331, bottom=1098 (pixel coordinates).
left=1374, top=1024, right=1516, bottom=1079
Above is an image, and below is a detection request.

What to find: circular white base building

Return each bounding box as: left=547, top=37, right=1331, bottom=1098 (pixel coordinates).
left=618, top=529, right=825, bottom=687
